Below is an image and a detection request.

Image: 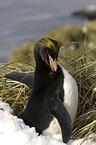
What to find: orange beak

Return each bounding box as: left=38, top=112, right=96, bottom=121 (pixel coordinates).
left=48, top=55, right=57, bottom=72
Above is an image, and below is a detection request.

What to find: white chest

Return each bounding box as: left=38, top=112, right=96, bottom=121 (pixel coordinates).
left=43, top=63, right=78, bottom=136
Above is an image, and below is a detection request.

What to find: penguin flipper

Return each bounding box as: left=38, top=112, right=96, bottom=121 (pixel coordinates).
left=49, top=94, right=72, bottom=143
left=4, top=73, right=34, bottom=89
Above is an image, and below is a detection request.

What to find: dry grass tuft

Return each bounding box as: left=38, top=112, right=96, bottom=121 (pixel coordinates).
left=0, top=40, right=96, bottom=143
left=0, top=21, right=96, bottom=143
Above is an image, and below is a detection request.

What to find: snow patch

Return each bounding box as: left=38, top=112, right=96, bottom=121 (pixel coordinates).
left=0, top=101, right=95, bottom=145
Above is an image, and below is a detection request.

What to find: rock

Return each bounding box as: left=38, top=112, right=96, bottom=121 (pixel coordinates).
left=72, top=5, right=96, bottom=20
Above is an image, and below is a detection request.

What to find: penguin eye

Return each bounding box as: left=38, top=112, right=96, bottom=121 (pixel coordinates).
left=46, top=50, right=50, bottom=64
left=47, top=50, right=49, bottom=55
left=47, top=49, right=55, bottom=60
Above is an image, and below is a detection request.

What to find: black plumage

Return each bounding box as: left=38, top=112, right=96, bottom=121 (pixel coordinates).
left=4, top=72, right=34, bottom=89
left=4, top=38, right=72, bottom=143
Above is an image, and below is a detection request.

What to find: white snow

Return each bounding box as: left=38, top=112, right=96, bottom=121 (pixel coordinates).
left=0, top=100, right=95, bottom=145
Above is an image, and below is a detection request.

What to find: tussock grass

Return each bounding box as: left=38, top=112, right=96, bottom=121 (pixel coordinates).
left=0, top=43, right=96, bottom=143
left=58, top=43, right=96, bottom=142
left=0, top=62, right=34, bottom=117
left=0, top=21, right=96, bottom=143
left=10, top=21, right=96, bottom=64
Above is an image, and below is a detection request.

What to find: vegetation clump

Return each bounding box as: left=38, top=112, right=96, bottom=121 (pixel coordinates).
left=10, top=20, right=96, bottom=64
left=0, top=20, right=96, bottom=143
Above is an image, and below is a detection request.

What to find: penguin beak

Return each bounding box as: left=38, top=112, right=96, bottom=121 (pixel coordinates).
left=48, top=55, right=57, bottom=72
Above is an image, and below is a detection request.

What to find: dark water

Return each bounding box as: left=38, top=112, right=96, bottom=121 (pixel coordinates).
left=0, top=0, right=96, bottom=63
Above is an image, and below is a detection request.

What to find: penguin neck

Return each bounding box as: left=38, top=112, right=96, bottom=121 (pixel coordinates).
left=35, top=58, right=55, bottom=78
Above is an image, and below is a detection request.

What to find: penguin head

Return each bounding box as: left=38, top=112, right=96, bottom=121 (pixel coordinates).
left=34, top=37, right=60, bottom=72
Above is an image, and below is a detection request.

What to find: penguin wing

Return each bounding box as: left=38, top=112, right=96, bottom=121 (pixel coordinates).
left=4, top=73, right=34, bottom=89
left=49, top=94, right=72, bottom=143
